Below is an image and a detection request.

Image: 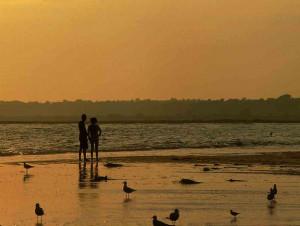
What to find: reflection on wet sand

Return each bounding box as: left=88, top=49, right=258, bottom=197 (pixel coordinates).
left=78, top=162, right=87, bottom=188
left=268, top=200, right=277, bottom=215
left=78, top=161, right=99, bottom=189
left=123, top=198, right=132, bottom=203
left=0, top=160, right=300, bottom=225
left=23, top=174, right=34, bottom=182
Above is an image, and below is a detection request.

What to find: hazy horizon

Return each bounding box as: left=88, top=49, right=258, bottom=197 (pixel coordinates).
left=0, top=94, right=299, bottom=103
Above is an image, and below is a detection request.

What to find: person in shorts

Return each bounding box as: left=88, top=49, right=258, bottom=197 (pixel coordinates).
left=78, top=114, right=88, bottom=161
left=88, top=117, right=102, bottom=161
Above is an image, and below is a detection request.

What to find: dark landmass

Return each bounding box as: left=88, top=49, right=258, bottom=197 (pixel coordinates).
left=0, top=94, right=299, bottom=122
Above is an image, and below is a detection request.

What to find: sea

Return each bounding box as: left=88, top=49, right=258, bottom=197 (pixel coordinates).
left=0, top=123, right=299, bottom=156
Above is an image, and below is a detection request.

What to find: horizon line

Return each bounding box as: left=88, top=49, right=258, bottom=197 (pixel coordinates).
left=0, top=94, right=297, bottom=104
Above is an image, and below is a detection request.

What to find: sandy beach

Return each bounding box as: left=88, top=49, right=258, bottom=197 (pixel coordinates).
left=0, top=151, right=300, bottom=226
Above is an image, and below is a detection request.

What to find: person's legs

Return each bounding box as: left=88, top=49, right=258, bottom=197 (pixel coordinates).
left=95, top=140, right=99, bottom=161
left=79, top=148, right=82, bottom=161
left=91, top=141, right=95, bottom=161
left=83, top=148, right=87, bottom=161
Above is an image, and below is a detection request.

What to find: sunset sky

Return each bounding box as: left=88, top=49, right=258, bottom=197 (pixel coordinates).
left=0, top=0, right=299, bottom=101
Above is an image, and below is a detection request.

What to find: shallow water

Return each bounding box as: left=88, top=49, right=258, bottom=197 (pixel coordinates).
left=0, top=123, right=299, bottom=156
left=0, top=158, right=299, bottom=225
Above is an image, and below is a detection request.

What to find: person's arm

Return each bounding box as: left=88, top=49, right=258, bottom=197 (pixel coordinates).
left=88, top=126, right=91, bottom=140
left=98, top=126, right=102, bottom=137
left=85, top=126, right=88, bottom=136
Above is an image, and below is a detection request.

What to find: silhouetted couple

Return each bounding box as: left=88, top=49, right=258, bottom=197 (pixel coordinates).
left=78, top=114, right=102, bottom=161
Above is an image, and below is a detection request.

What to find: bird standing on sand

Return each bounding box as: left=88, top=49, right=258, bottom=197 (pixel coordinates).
left=267, top=184, right=277, bottom=201
left=123, top=181, right=136, bottom=199
left=35, top=203, right=44, bottom=222
left=24, top=162, right=34, bottom=174
left=152, top=215, right=172, bottom=226
left=230, top=210, right=240, bottom=217
left=166, top=209, right=180, bottom=225
left=267, top=192, right=275, bottom=201
left=272, top=184, right=277, bottom=195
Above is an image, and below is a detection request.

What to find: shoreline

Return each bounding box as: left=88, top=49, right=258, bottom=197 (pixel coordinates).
left=2, top=151, right=299, bottom=166
left=1, top=120, right=300, bottom=124
left=102, top=151, right=300, bottom=166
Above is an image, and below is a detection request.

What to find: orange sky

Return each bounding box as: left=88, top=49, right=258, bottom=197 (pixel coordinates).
left=0, top=0, right=299, bottom=101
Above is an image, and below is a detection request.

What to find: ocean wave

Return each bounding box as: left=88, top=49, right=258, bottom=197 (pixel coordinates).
left=1, top=141, right=299, bottom=156
left=0, top=123, right=299, bottom=156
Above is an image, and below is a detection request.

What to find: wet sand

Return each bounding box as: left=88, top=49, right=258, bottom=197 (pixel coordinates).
left=0, top=151, right=300, bottom=225
left=102, top=151, right=300, bottom=167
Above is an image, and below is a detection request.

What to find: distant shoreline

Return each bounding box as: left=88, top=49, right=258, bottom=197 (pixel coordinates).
left=1, top=119, right=300, bottom=124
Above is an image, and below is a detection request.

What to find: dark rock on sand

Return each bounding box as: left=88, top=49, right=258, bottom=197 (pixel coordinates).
left=227, top=179, right=247, bottom=182
left=104, top=163, right=123, bottom=168
left=90, top=175, right=108, bottom=182
left=179, top=179, right=202, bottom=184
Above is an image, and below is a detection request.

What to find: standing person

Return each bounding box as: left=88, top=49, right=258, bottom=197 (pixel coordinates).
left=78, top=114, right=88, bottom=161
left=88, top=117, right=102, bottom=161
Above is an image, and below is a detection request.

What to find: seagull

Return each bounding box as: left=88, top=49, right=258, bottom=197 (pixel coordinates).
left=35, top=203, right=44, bottom=222
left=123, top=181, right=136, bottom=199
left=230, top=210, right=240, bottom=217
left=267, top=192, right=275, bottom=201
left=267, top=185, right=277, bottom=201
left=166, top=209, right=180, bottom=225
left=152, top=215, right=172, bottom=226
left=272, top=184, right=277, bottom=196
left=24, top=162, right=34, bottom=174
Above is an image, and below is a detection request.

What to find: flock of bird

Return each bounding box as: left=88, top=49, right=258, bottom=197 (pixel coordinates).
left=23, top=162, right=278, bottom=225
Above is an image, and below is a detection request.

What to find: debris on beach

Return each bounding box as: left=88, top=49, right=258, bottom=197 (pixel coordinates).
left=179, top=178, right=202, bottom=184
left=227, top=179, right=247, bottom=182
left=194, top=164, right=206, bottom=166
left=90, top=175, right=108, bottom=182
left=172, top=157, right=181, bottom=161
left=203, top=167, right=210, bottom=171
left=104, top=163, right=123, bottom=168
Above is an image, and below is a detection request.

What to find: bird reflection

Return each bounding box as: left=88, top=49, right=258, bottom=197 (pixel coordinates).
left=35, top=223, right=44, bottom=226
left=23, top=174, right=34, bottom=182
left=230, top=218, right=237, bottom=223
left=123, top=198, right=132, bottom=203
left=268, top=200, right=277, bottom=215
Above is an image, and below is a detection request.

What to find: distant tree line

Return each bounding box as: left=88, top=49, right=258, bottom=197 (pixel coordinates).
left=0, top=94, right=299, bottom=122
